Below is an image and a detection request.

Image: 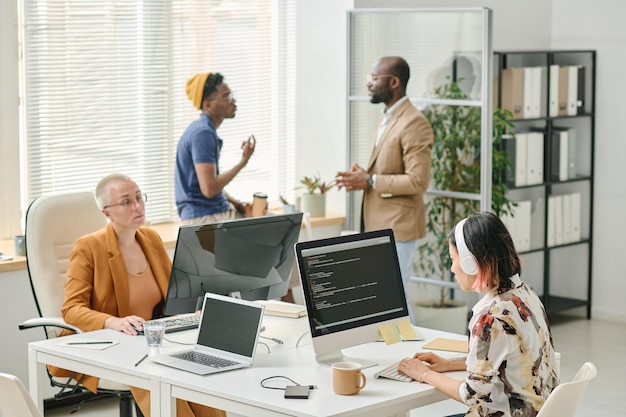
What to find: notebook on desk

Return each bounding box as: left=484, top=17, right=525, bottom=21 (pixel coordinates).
left=151, top=292, right=265, bottom=375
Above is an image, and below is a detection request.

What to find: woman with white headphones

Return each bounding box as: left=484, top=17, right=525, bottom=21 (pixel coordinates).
left=398, top=212, right=559, bottom=417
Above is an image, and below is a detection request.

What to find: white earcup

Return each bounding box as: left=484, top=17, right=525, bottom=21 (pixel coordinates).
left=455, top=218, right=478, bottom=275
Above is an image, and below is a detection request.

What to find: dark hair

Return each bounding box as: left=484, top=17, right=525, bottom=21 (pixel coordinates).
left=448, top=212, right=521, bottom=291
left=388, top=57, right=410, bottom=90
left=202, top=72, right=224, bottom=102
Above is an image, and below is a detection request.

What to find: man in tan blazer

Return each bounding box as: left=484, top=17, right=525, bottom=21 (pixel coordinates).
left=336, top=56, right=433, bottom=323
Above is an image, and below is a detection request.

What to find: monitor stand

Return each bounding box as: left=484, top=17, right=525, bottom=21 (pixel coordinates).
left=315, top=351, right=377, bottom=369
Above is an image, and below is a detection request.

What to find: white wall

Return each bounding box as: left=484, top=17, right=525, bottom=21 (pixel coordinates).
left=551, top=0, right=626, bottom=323
left=295, top=0, right=354, bottom=214
left=0, top=0, right=22, bottom=239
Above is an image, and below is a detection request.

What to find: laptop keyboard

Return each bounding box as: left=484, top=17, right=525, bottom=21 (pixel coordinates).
left=153, top=314, right=201, bottom=333
left=374, top=361, right=413, bottom=383
left=173, top=351, right=238, bottom=369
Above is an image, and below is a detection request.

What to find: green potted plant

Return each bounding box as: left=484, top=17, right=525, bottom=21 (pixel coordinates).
left=299, top=174, right=335, bottom=217
left=412, top=78, right=516, bottom=332
left=279, top=195, right=296, bottom=213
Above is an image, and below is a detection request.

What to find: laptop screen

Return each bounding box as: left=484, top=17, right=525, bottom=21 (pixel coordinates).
left=197, top=294, right=264, bottom=358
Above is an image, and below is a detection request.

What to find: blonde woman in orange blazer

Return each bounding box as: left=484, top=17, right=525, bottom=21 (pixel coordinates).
left=50, top=173, right=225, bottom=417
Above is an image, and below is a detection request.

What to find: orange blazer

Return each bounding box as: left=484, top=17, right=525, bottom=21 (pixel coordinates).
left=50, top=223, right=171, bottom=392
left=363, top=98, right=434, bottom=241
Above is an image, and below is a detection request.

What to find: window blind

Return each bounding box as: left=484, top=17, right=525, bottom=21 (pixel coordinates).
left=21, top=0, right=296, bottom=223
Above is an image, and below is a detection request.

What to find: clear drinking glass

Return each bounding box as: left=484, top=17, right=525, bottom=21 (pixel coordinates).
left=143, top=321, right=165, bottom=347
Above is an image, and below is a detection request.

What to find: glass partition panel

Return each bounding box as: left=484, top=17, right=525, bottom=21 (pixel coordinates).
left=349, top=10, right=486, bottom=100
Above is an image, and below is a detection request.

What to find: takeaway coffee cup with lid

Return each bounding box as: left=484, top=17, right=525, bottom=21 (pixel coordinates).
left=251, top=192, right=268, bottom=217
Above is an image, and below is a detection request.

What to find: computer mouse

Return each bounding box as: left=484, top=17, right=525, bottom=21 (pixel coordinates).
left=131, top=323, right=144, bottom=335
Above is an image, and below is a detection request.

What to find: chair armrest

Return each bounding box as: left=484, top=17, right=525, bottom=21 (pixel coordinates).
left=19, top=317, right=83, bottom=334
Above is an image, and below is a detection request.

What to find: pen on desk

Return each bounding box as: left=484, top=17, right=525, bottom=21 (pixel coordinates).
left=67, top=341, right=114, bottom=345
left=134, top=354, right=149, bottom=367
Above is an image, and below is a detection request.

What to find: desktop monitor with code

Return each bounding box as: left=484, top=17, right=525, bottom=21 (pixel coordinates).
left=295, top=229, right=409, bottom=368
left=164, top=212, right=303, bottom=315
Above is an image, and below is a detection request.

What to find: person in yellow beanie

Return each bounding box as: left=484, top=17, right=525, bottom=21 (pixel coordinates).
left=175, top=72, right=257, bottom=224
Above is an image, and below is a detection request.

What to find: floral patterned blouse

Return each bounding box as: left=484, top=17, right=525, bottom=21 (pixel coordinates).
left=459, top=274, right=559, bottom=417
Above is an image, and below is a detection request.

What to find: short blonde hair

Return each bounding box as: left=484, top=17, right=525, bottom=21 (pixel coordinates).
left=95, top=173, right=133, bottom=209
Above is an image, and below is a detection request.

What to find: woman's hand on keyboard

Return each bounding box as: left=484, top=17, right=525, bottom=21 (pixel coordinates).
left=413, top=352, right=466, bottom=373
left=412, top=352, right=450, bottom=372
left=105, top=315, right=146, bottom=335
left=398, top=356, right=432, bottom=383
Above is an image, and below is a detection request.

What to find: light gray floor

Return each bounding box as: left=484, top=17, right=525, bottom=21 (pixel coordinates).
left=45, top=314, right=624, bottom=417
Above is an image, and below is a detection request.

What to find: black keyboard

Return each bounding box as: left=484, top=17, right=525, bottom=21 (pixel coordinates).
left=172, top=351, right=238, bottom=368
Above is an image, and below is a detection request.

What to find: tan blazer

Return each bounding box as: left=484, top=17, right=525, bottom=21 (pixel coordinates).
left=50, top=223, right=171, bottom=392
left=363, top=98, right=434, bottom=241
left=50, top=224, right=227, bottom=417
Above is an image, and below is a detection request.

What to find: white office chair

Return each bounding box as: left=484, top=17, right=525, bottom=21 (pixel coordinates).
left=0, top=372, right=43, bottom=417
left=18, top=191, right=140, bottom=417
left=536, top=362, right=597, bottom=417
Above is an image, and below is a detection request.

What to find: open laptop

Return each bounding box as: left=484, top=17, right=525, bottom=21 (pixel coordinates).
left=151, top=292, right=265, bottom=375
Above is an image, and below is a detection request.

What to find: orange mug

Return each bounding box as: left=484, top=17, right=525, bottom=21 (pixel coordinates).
left=332, top=361, right=366, bottom=395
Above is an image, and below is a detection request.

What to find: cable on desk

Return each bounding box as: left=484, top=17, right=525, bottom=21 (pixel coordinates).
left=163, top=337, right=194, bottom=345
left=256, top=341, right=270, bottom=353
left=260, top=375, right=316, bottom=390
left=295, top=331, right=310, bottom=348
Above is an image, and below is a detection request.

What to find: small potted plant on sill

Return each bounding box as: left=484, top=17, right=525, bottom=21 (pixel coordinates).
left=299, top=174, right=335, bottom=217
left=279, top=195, right=296, bottom=214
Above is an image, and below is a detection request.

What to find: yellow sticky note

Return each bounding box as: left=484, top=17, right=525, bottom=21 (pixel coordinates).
left=378, top=322, right=401, bottom=345
left=422, top=337, right=469, bottom=353
left=396, top=318, right=419, bottom=341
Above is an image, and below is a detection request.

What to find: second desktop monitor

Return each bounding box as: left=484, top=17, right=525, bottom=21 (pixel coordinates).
left=164, top=212, right=303, bottom=315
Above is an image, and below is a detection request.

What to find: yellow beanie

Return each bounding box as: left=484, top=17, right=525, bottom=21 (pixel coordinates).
left=185, top=72, right=212, bottom=109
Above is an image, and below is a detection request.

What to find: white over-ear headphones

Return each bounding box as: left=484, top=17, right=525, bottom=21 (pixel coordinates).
left=455, top=218, right=479, bottom=275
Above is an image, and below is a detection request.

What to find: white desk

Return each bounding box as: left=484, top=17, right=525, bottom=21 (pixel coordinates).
left=159, top=321, right=467, bottom=417
left=27, top=328, right=170, bottom=416
left=26, top=315, right=310, bottom=417
left=28, top=316, right=466, bottom=417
